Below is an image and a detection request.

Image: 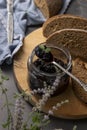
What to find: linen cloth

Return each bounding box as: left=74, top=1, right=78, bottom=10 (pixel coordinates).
left=0, top=0, right=72, bottom=65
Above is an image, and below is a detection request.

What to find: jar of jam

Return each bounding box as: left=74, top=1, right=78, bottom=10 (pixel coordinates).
left=27, top=43, right=72, bottom=96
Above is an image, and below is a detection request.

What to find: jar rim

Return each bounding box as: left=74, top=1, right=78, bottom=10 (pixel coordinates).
left=27, top=42, right=72, bottom=77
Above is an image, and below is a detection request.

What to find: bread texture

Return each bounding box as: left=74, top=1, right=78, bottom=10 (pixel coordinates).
left=34, top=0, right=62, bottom=19
left=46, top=29, right=87, bottom=61
left=72, top=58, right=87, bottom=103
left=43, top=14, right=87, bottom=37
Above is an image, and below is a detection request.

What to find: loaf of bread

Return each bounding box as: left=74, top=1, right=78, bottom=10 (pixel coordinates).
left=46, top=29, right=87, bottom=61
left=72, top=58, right=87, bottom=103
left=43, top=14, right=87, bottom=37
left=34, top=0, right=62, bottom=19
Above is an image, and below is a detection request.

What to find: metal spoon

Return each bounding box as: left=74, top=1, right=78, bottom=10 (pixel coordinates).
left=52, top=61, right=87, bottom=92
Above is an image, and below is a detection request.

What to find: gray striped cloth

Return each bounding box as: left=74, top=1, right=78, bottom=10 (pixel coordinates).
left=0, top=0, right=72, bottom=65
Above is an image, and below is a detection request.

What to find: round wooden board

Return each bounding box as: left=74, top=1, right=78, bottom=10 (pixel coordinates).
left=13, top=28, right=87, bottom=119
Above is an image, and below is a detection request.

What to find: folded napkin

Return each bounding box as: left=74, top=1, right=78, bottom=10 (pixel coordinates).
left=0, top=0, right=72, bottom=65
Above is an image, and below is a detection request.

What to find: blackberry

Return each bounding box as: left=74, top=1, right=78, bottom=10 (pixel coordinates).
left=40, top=63, right=56, bottom=73
left=42, top=52, right=53, bottom=62
left=54, top=58, right=65, bottom=68
left=54, top=58, right=67, bottom=73
left=34, top=59, right=45, bottom=67
left=35, top=46, right=44, bottom=59
left=35, top=44, right=53, bottom=62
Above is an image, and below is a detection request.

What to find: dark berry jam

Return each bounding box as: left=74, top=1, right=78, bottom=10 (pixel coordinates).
left=28, top=58, right=71, bottom=95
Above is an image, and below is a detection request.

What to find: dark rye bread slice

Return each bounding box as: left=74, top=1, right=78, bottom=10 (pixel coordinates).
left=46, top=29, right=87, bottom=61
left=34, top=0, right=62, bottom=19
left=72, top=58, right=87, bottom=103
left=43, top=14, right=87, bottom=37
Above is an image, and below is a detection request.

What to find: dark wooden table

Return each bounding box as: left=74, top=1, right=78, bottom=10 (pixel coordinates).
left=0, top=0, right=87, bottom=130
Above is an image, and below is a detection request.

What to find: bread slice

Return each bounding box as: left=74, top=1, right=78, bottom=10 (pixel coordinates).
left=46, top=29, right=87, bottom=61
left=43, top=14, right=87, bottom=37
left=34, top=0, right=62, bottom=19
left=72, top=58, right=87, bottom=103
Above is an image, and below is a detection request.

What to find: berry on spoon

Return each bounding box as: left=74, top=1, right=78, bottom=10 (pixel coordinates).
left=35, top=44, right=53, bottom=62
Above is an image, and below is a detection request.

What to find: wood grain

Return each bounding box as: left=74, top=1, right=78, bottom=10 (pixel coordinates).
left=13, top=28, right=87, bottom=119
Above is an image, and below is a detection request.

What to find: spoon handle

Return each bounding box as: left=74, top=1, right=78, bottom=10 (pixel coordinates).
left=53, top=61, right=87, bottom=92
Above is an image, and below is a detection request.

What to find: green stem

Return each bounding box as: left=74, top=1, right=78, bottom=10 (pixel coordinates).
left=22, top=111, right=34, bottom=129
left=0, top=79, right=12, bottom=130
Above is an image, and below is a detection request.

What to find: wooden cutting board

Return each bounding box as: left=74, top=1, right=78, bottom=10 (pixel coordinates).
left=13, top=28, right=87, bottom=119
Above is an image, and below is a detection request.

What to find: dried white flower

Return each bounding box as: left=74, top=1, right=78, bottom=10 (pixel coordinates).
left=56, top=103, right=61, bottom=107
left=64, top=99, right=69, bottom=103
left=48, top=110, right=53, bottom=115
left=44, top=115, right=49, bottom=120
left=43, top=81, right=47, bottom=87
left=52, top=106, right=57, bottom=110
left=73, top=125, right=77, bottom=130
left=37, top=88, right=41, bottom=92
left=51, top=86, right=56, bottom=90
left=45, top=93, right=50, bottom=98
left=61, top=101, right=65, bottom=104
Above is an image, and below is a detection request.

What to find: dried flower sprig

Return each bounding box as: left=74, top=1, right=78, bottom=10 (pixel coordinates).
left=0, top=69, right=13, bottom=130
left=14, top=97, right=24, bottom=130
left=0, top=69, right=70, bottom=130
left=35, top=77, right=60, bottom=111
left=30, top=76, right=69, bottom=130
left=48, top=99, right=69, bottom=116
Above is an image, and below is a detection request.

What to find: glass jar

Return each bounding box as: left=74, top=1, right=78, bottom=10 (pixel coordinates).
left=27, top=43, right=72, bottom=96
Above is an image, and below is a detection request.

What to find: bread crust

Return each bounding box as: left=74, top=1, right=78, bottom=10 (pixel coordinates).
left=34, top=0, right=62, bottom=18
left=43, top=14, right=87, bottom=37
left=72, top=58, right=87, bottom=103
